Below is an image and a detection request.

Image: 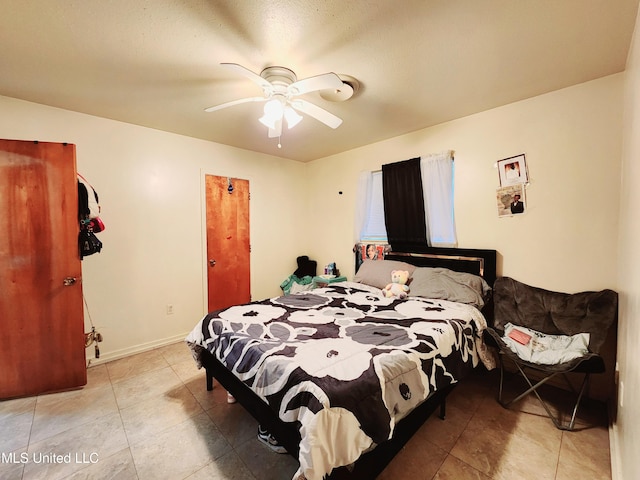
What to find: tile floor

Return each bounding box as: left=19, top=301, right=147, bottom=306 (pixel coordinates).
left=0, top=342, right=611, bottom=480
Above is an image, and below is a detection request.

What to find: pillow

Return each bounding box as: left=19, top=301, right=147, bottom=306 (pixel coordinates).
left=353, top=259, right=416, bottom=289
left=409, top=267, right=491, bottom=308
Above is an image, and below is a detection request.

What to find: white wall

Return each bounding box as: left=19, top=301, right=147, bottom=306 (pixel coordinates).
left=0, top=95, right=308, bottom=363
left=614, top=5, right=640, bottom=480
left=306, top=74, right=623, bottom=295
left=305, top=75, right=623, bottom=404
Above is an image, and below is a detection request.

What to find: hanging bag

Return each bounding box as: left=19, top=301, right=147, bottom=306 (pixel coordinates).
left=79, top=225, right=103, bottom=259
left=77, top=173, right=104, bottom=259
left=77, top=173, right=101, bottom=219
left=89, top=217, right=105, bottom=233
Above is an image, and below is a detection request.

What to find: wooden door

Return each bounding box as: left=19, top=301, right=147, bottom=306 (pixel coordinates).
left=0, top=140, right=86, bottom=399
left=205, top=175, right=251, bottom=312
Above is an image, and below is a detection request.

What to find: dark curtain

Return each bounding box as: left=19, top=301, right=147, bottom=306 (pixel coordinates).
left=382, top=157, right=427, bottom=251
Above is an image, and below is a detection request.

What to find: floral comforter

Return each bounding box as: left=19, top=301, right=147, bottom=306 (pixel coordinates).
left=186, top=282, right=488, bottom=480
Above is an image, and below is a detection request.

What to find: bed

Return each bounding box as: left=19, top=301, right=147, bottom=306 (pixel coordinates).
left=186, top=246, right=497, bottom=480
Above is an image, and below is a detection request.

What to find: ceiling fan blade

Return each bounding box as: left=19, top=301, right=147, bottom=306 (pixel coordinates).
left=268, top=118, right=283, bottom=138
left=221, top=63, right=272, bottom=90
left=204, top=96, right=266, bottom=113
left=291, top=100, right=343, bottom=129
left=288, top=72, right=344, bottom=95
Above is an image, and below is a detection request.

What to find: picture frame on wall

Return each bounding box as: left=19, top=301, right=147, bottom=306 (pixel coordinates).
left=498, top=154, right=528, bottom=186
left=496, top=184, right=526, bottom=217
left=354, top=243, right=391, bottom=271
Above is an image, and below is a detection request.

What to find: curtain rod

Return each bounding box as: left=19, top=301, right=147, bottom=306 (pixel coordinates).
left=371, top=153, right=455, bottom=173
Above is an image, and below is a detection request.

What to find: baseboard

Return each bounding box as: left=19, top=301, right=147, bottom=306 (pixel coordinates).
left=609, top=402, right=624, bottom=480
left=85, top=332, right=190, bottom=367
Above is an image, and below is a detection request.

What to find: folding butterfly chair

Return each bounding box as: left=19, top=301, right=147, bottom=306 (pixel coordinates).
left=484, top=277, right=618, bottom=431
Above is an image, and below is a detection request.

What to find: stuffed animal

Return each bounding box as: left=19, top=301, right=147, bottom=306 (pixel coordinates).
left=382, top=270, right=410, bottom=299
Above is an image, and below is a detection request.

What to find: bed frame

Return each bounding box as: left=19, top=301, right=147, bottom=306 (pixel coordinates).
left=384, top=246, right=497, bottom=287
left=200, top=246, right=497, bottom=479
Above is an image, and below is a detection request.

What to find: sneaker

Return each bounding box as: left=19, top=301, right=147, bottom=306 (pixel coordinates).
left=257, top=425, right=287, bottom=454
left=226, top=392, right=236, bottom=404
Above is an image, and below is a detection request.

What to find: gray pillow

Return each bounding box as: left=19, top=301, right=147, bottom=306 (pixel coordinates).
left=353, top=259, right=416, bottom=289
left=409, top=267, right=491, bottom=308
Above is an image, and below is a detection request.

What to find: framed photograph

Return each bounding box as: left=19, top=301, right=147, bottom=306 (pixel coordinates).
left=498, top=154, right=528, bottom=186
left=355, top=243, right=391, bottom=271
left=497, top=184, right=526, bottom=217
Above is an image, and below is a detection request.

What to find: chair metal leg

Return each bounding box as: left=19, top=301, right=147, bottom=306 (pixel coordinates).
left=497, top=355, right=589, bottom=431
left=498, top=354, right=505, bottom=403
left=505, top=361, right=560, bottom=407
left=564, top=373, right=590, bottom=430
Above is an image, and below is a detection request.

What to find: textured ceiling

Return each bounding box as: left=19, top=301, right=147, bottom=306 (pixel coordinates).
left=1, top=0, right=638, bottom=162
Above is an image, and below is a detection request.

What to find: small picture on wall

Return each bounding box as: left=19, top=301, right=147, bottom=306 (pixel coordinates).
left=354, top=243, right=391, bottom=272
left=498, top=154, right=528, bottom=186
left=497, top=184, right=526, bottom=217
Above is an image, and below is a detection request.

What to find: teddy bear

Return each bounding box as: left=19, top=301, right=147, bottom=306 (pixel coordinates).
left=382, top=270, right=410, bottom=299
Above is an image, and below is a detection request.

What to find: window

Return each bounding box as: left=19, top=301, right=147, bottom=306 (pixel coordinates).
left=355, top=151, right=457, bottom=247
left=358, top=171, right=387, bottom=242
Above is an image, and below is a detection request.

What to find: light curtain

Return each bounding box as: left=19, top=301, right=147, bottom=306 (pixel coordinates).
left=420, top=151, right=457, bottom=247
left=355, top=171, right=388, bottom=242
left=354, top=171, right=372, bottom=242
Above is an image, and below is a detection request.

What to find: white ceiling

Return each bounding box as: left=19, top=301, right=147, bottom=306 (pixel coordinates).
left=1, top=1, right=638, bottom=162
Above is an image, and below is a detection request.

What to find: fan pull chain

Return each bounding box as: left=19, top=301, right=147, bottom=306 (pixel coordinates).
left=277, top=136, right=282, bottom=149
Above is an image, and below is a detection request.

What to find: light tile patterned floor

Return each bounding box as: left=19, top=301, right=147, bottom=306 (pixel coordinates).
left=0, top=342, right=611, bottom=479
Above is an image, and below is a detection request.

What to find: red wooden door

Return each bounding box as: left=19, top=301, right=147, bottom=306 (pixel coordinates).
left=0, top=140, right=86, bottom=398
left=205, top=175, right=251, bottom=312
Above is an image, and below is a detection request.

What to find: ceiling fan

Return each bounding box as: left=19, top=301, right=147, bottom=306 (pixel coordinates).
left=205, top=63, right=346, bottom=140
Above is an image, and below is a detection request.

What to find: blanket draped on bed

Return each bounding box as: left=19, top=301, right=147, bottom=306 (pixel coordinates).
left=186, top=282, right=489, bottom=480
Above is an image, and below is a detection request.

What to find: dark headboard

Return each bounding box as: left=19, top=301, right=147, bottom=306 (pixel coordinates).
left=382, top=246, right=497, bottom=287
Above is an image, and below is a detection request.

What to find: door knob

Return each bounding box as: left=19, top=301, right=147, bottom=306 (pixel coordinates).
left=209, top=259, right=216, bottom=267
left=63, top=277, right=77, bottom=286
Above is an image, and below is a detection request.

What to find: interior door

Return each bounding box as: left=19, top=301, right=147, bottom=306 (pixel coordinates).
left=205, top=175, right=251, bottom=312
left=0, top=140, right=86, bottom=399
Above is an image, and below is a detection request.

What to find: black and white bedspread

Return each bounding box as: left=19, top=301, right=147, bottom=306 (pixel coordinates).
left=186, top=281, right=489, bottom=480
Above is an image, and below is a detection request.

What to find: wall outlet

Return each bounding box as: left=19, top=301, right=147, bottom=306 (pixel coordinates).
left=166, top=304, right=174, bottom=315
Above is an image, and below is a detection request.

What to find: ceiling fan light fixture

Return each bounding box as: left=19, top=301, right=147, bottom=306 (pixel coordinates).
left=284, top=107, right=302, bottom=129
left=259, top=98, right=284, bottom=129
left=264, top=98, right=284, bottom=118
left=209, top=63, right=345, bottom=140
left=258, top=114, right=276, bottom=130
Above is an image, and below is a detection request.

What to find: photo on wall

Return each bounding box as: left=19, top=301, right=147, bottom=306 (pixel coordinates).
left=497, top=184, right=526, bottom=217
left=498, top=154, right=529, bottom=186
left=354, top=243, right=391, bottom=272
